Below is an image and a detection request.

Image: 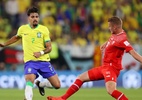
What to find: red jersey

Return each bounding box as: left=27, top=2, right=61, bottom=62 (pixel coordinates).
left=103, top=31, right=133, bottom=70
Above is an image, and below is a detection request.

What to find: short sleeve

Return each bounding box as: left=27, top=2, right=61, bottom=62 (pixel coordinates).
left=116, top=39, right=133, bottom=52
left=17, top=26, right=23, bottom=37
left=43, top=27, right=51, bottom=42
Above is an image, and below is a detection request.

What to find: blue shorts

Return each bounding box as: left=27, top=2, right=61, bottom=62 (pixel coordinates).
left=24, top=61, right=56, bottom=79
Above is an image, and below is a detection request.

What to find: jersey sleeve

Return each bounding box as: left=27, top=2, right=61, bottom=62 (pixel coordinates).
left=16, top=26, right=23, bottom=37
left=116, top=39, right=133, bottom=52
left=43, top=27, right=50, bottom=42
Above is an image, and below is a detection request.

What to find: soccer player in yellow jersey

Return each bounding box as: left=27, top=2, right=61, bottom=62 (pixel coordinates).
left=0, top=6, right=60, bottom=100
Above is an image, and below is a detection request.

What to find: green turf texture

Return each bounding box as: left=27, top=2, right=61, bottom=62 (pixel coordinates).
left=0, top=87, right=142, bottom=100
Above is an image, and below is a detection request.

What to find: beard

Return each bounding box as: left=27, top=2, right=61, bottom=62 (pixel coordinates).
left=33, top=23, right=38, bottom=27
left=33, top=20, right=38, bottom=27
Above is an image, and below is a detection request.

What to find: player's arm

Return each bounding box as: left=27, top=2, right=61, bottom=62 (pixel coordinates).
left=100, top=41, right=107, bottom=51
left=43, top=41, right=52, bottom=54
left=0, top=35, right=21, bottom=47
left=129, top=49, right=142, bottom=63
left=33, top=41, right=52, bottom=58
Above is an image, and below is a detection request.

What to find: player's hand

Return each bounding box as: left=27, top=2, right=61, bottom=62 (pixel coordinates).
left=33, top=52, right=41, bottom=58
left=100, top=45, right=105, bottom=51
left=0, top=43, right=5, bottom=47
left=100, top=42, right=107, bottom=52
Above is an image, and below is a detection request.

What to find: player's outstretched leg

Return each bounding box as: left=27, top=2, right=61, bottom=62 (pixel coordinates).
left=111, top=90, right=128, bottom=100
left=47, top=96, right=66, bottom=100
left=35, top=80, right=45, bottom=96
left=47, top=79, right=83, bottom=100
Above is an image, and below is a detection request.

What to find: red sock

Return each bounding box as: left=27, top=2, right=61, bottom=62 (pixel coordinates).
left=111, top=90, right=128, bottom=100
left=61, top=79, right=83, bottom=99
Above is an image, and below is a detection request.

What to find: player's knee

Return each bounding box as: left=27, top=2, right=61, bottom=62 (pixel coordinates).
left=54, top=85, right=60, bottom=89
left=54, top=82, right=61, bottom=89
left=106, top=81, right=116, bottom=95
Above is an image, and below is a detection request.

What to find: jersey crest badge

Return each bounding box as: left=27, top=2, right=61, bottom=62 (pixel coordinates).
left=28, top=68, right=32, bottom=73
left=37, top=32, right=41, bottom=38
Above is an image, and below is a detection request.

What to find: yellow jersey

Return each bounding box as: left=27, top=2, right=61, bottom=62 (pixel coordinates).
left=17, top=24, right=51, bottom=62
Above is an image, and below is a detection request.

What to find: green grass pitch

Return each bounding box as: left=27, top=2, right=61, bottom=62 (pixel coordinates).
left=0, top=87, right=142, bottom=100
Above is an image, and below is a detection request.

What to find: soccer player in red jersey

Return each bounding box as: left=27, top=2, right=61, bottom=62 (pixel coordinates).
left=47, top=16, right=142, bottom=100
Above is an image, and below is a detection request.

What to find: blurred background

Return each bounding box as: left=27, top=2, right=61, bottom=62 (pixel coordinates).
left=0, top=0, right=142, bottom=90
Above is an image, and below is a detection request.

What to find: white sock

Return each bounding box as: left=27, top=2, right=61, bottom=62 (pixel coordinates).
left=39, top=81, right=53, bottom=88
left=25, top=82, right=33, bottom=100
